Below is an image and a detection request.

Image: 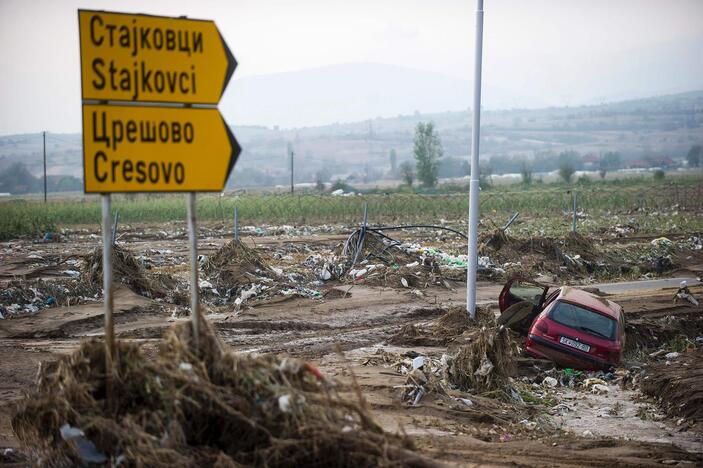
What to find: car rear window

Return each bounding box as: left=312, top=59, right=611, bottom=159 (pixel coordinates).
left=549, top=301, right=616, bottom=340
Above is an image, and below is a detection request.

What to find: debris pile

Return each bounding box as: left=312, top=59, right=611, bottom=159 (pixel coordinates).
left=400, top=355, right=448, bottom=406
left=12, top=319, right=434, bottom=467
left=449, top=327, right=519, bottom=395
left=641, top=348, right=703, bottom=431
left=0, top=278, right=100, bottom=319
left=202, top=240, right=321, bottom=308
left=81, top=244, right=170, bottom=299
left=340, top=226, right=501, bottom=288
left=388, top=307, right=491, bottom=347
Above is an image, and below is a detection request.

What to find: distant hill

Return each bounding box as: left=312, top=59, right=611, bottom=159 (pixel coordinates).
left=219, top=33, right=703, bottom=128
left=0, top=90, right=701, bottom=192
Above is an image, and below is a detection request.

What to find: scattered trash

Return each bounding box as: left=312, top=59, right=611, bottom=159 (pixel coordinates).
left=81, top=244, right=171, bottom=299
left=542, top=376, right=558, bottom=388
left=13, top=319, right=432, bottom=466
left=590, top=384, right=609, bottom=394
left=449, top=327, right=518, bottom=394
left=412, top=356, right=426, bottom=370
left=673, top=281, right=699, bottom=306
left=59, top=424, right=107, bottom=464
left=650, top=237, right=673, bottom=248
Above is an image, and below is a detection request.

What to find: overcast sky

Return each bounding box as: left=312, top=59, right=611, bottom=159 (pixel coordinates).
left=1, top=0, right=702, bottom=134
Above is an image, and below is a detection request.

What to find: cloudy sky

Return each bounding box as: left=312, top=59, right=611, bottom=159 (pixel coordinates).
left=1, top=0, right=702, bottom=134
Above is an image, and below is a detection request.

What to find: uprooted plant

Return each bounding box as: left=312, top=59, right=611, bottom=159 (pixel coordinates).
left=81, top=244, right=170, bottom=299
left=448, top=326, right=519, bottom=396
left=12, top=318, right=438, bottom=467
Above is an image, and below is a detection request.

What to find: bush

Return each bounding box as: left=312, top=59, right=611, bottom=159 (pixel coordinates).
left=399, top=161, right=415, bottom=186
left=653, top=170, right=665, bottom=181
left=577, top=175, right=591, bottom=185
left=520, top=162, right=533, bottom=186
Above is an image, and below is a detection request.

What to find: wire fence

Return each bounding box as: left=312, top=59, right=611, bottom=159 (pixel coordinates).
left=1, top=183, right=701, bottom=240
left=209, top=184, right=703, bottom=225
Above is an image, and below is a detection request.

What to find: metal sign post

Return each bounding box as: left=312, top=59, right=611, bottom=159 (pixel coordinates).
left=43, top=131, right=47, bottom=203
left=186, top=193, right=200, bottom=349
left=78, top=9, right=241, bottom=361
left=572, top=191, right=578, bottom=233
left=233, top=206, right=239, bottom=241
left=101, top=195, right=114, bottom=375
left=466, top=0, right=484, bottom=320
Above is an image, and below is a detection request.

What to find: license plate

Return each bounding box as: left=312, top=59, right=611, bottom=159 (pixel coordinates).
left=560, top=336, right=590, bottom=352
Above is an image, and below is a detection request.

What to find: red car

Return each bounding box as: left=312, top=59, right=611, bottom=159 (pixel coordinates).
left=498, top=278, right=626, bottom=370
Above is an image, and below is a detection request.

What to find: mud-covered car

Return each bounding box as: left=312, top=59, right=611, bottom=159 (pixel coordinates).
left=497, top=277, right=625, bottom=370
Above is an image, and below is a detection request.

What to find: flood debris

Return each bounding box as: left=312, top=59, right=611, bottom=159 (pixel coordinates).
left=0, top=278, right=101, bottom=318
left=81, top=244, right=171, bottom=299
left=641, top=347, right=703, bottom=431
left=339, top=224, right=503, bottom=288
left=388, top=306, right=492, bottom=347
left=202, top=240, right=322, bottom=309
left=12, top=319, right=436, bottom=467
left=203, top=239, right=275, bottom=289
left=448, top=327, right=519, bottom=395
left=673, top=280, right=699, bottom=306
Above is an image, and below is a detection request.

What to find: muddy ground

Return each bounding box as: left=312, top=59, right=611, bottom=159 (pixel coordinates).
left=1, top=220, right=702, bottom=466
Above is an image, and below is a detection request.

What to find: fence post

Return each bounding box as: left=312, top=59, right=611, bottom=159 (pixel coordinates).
left=111, top=211, right=119, bottom=245
left=572, top=191, right=577, bottom=233
left=233, top=206, right=239, bottom=241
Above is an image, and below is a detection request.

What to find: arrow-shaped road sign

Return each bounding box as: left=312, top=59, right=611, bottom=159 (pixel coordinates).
left=78, top=10, right=236, bottom=105
left=82, top=104, right=240, bottom=193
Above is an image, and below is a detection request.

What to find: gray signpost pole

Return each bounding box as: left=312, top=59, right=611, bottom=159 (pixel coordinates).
left=466, top=0, right=484, bottom=320
left=572, top=191, right=578, bottom=233
left=187, top=192, right=200, bottom=350
left=101, top=194, right=114, bottom=383
left=112, top=211, right=119, bottom=245
left=234, top=206, right=239, bottom=241
left=43, top=131, right=47, bottom=203
left=290, top=150, right=295, bottom=194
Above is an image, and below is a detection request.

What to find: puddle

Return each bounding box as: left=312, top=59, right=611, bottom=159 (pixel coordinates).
left=554, top=384, right=703, bottom=453
left=594, top=277, right=701, bottom=295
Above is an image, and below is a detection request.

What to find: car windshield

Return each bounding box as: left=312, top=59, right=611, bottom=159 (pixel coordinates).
left=549, top=301, right=616, bottom=340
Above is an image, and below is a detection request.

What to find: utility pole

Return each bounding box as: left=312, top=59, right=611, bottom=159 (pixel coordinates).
left=289, top=145, right=295, bottom=194
left=43, top=131, right=47, bottom=203
left=466, top=0, right=484, bottom=320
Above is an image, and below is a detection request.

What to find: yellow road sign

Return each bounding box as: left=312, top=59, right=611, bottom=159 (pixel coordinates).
left=78, top=10, right=235, bottom=104
left=82, top=104, right=239, bottom=192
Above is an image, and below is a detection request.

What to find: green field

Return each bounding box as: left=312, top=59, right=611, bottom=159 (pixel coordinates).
left=1, top=178, right=701, bottom=240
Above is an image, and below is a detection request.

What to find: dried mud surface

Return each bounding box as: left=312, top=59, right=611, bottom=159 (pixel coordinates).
left=1, top=224, right=702, bottom=466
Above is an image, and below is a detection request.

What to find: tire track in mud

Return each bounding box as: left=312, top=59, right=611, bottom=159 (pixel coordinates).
left=216, top=304, right=451, bottom=357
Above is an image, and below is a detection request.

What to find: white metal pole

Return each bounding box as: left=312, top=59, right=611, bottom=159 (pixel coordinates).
left=467, top=0, right=484, bottom=319
left=101, top=195, right=114, bottom=366
left=572, top=191, right=577, bottom=233
left=186, top=192, right=200, bottom=350
left=234, top=206, right=239, bottom=241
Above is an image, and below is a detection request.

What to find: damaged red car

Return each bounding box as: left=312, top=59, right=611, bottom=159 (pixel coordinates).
left=497, top=278, right=626, bottom=370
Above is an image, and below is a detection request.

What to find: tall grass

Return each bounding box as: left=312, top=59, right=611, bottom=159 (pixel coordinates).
left=0, top=180, right=701, bottom=240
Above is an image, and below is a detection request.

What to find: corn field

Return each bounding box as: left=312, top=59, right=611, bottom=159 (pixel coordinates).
left=0, top=182, right=701, bottom=240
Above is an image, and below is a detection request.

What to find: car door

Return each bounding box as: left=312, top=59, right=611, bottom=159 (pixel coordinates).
left=497, top=277, right=550, bottom=335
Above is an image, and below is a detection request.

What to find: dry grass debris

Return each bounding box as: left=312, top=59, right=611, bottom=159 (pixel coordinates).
left=449, top=327, right=519, bottom=395
left=81, top=244, right=167, bottom=299
left=202, top=240, right=275, bottom=290
left=12, top=318, right=437, bottom=467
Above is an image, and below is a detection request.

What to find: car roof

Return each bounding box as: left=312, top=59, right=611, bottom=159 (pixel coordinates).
left=557, top=286, right=621, bottom=319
